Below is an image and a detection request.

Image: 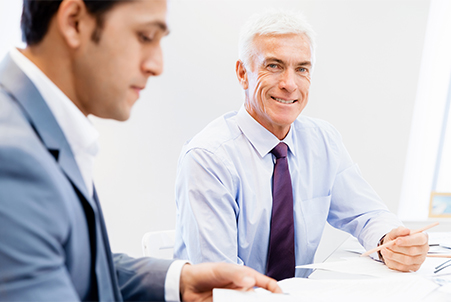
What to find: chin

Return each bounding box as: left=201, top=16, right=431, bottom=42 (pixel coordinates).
left=117, top=109, right=132, bottom=121
left=112, top=97, right=135, bottom=121
left=115, top=114, right=130, bottom=122
left=106, top=106, right=131, bottom=122
left=273, top=113, right=299, bottom=126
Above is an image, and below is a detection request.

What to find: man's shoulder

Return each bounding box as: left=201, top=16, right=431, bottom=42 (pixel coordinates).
left=0, top=89, right=61, bottom=186
left=0, top=89, right=41, bottom=152
left=0, top=86, right=73, bottom=222
left=293, top=115, right=341, bottom=138
left=182, top=110, right=241, bottom=154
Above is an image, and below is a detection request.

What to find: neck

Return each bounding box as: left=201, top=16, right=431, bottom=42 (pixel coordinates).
left=267, top=125, right=290, bottom=140
left=244, top=103, right=290, bottom=140
left=21, top=41, right=83, bottom=115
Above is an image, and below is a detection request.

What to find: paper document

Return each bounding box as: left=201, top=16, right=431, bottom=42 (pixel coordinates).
left=428, top=232, right=451, bottom=247
left=280, top=275, right=438, bottom=301
left=213, top=288, right=298, bottom=302
left=297, top=256, right=404, bottom=278
left=297, top=255, right=451, bottom=278
left=213, top=275, right=438, bottom=302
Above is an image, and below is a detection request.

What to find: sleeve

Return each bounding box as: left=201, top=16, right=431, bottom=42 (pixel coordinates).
left=164, top=260, right=189, bottom=302
left=326, top=128, right=402, bottom=252
left=0, top=145, right=80, bottom=301
left=113, top=253, right=174, bottom=301
left=174, top=148, right=242, bottom=265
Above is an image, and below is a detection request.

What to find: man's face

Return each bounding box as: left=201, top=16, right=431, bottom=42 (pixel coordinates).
left=73, top=0, right=168, bottom=121
left=239, top=33, right=312, bottom=139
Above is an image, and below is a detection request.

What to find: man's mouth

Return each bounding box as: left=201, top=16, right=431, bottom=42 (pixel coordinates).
left=131, top=86, right=145, bottom=95
left=271, top=96, right=297, bottom=104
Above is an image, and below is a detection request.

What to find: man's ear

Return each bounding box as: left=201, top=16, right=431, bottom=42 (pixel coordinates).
left=56, top=0, right=94, bottom=49
left=236, top=60, right=249, bottom=90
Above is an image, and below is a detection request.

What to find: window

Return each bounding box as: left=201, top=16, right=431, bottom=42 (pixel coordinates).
left=398, top=0, right=451, bottom=220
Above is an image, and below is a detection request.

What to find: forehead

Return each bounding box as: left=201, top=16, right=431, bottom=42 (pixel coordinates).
left=251, top=33, right=312, bottom=64
left=104, top=0, right=168, bottom=29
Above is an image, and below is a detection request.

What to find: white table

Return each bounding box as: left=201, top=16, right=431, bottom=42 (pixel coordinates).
left=308, top=236, right=451, bottom=301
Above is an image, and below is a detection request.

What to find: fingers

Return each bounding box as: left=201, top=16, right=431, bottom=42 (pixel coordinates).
left=384, top=226, right=411, bottom=242
left=245, top=268, right=282, bottom=294
left=380, top=231, right=429, bottom=272
left=381, top=246, right=427, bottom=272
left=180, top=262, right=282, bottom=302
left=222, top=263, right=282, bottom=293
left=388, top=244, right=429, bottom=257
left=391, top=233, right=429, bottom=253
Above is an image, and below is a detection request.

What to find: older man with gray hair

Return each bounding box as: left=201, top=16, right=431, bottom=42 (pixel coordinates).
left=174, top=10, right=429, bottom=280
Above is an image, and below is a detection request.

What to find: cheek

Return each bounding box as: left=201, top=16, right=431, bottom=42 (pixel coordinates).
left=254, top=74, right=272, bottom=100
left=299, top=76, right=311, bottom=92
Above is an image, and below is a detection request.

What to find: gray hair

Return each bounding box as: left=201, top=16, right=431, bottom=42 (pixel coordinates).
left=238, top=9, right=316, bottom=70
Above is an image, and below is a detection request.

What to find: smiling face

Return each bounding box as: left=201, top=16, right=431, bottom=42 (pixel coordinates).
left=72, top=0, right=168, bottom=121
left=236, top=33, right=312, bottom=139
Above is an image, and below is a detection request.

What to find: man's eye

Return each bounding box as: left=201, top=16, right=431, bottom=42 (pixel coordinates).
left=138, top=33, right=154, bottom=43
left=298, top=67, right=308, bottom=73
left=268, top=64, right=278, bottom=69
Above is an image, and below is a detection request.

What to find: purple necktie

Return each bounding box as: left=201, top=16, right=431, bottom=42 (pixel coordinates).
left=266, top=142, right=295, bottom=281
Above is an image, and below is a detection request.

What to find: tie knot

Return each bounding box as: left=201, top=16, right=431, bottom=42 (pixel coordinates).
left=271, top=142, right=288, bottom=159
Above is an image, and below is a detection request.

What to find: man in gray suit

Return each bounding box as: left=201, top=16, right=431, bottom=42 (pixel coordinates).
left=0, top=0, right=281, bottom=301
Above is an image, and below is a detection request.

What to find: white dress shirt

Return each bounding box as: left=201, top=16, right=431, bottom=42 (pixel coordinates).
left=10, top=48, right=185, bottom=301
left=174, top=106, right=402, bottom=277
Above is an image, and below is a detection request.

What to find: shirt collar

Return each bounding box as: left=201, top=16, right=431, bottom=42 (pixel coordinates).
left=236, top=105, right=296, bottom=158
left=9, top=48, right=99, bottom=158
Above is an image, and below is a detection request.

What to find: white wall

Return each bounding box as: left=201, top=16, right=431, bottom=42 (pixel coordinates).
left=0, top=1, right=24, bottom=57
left=92, top=0, right=430, bottom=257
left=0, top=0, right=430, bottom=258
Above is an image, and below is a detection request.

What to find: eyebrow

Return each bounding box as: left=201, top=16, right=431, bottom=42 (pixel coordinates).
left=264, top=57, right=312, bottom=67
left=145, top=21, right=170, bottom=36
left=297, top=61, right=312, bottom=67
left=264, top=58, right=284, bottom=65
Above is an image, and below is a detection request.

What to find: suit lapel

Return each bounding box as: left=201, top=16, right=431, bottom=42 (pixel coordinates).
left=93, top=187, right=122, bottom=301
left=0, top=54, right=96, bottom=211
left=0, top=54, right=121, bottom=301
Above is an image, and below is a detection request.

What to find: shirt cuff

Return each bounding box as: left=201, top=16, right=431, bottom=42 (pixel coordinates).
left=164, top=260, right=190, bottom=302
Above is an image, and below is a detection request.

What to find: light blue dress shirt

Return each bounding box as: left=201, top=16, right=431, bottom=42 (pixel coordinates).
left=174, top=106, right=401, bottom=277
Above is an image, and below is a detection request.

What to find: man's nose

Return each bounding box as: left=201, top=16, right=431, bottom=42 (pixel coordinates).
left=278, top=69, right=297, bottom=93
left=142, top=45, right=164, bottom=77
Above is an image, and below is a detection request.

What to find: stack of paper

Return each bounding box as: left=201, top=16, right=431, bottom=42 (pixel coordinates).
left=297, top=255, right=450, bottom=278
left=214, top=288, right=298, bottom=302
left=280, top=275, right=438, bottom=301
left=213, top=275, right=438, bottom=302
left=428, top=232, right=451, bottom=248
left=297, top=256, right=402, bottom=278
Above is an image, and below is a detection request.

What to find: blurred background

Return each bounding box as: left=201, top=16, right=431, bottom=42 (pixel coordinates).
left=3, top=0, right=447, bottom=260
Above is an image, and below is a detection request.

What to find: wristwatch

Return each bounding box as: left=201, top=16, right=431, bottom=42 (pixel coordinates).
left=378, top=234, right=386, bottom=263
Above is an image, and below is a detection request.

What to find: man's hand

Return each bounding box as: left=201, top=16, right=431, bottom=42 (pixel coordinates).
left=380, top=226, right=429, bottom=272
left=179, top=262, right=282, bottom=302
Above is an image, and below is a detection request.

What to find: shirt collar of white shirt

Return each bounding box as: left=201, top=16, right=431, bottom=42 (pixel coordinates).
left=236, top=105, right=296, bottom=158
left=9, top=48, right=99, bottom=196
left=9, top=48, right=186, bottom=301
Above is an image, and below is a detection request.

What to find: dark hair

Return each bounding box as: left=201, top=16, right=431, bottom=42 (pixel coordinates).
left=21, top=0, right=126, bottom=45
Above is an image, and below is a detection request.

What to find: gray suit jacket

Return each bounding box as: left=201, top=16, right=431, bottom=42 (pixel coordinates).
left=0, top=54, right=173, bottom=301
